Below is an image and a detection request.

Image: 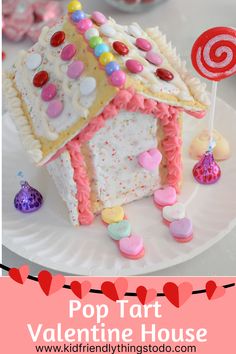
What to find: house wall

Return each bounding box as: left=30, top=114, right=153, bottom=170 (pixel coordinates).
left=85, top=110, right=160, bottom=210
left=47, top=150, right=79, bottom=226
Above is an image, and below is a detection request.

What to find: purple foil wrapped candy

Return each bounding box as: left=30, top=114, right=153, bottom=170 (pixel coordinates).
left=14, top=181, right=43, bottom=213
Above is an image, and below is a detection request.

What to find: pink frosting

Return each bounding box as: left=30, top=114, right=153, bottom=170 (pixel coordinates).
left=49, top=88, right=205, bottom=224
left=66, top=140, right=94, bottom=225
left=184, top=109, right=206, bottom=119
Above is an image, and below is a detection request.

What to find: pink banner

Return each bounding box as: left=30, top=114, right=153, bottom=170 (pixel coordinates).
left=0, top=275, right=235, bottom=353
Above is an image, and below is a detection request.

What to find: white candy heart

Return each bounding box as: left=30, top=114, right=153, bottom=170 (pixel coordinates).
left=162, top=203, right=186, bottom=222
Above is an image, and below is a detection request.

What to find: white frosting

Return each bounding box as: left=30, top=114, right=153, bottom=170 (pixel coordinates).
left=146, top=26, right=210, bottom=106
left=47, top=150, right=79, bottom=226
left=13, top=21, right=97, bottom=140
left=3, top=72, right=43, bottom=163
left=88, top=110, right=160, bottom=207
left=105, top=19, right=197, bottom=102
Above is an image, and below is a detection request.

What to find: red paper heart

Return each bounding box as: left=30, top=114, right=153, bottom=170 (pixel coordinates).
left=101, top=278, right=128, bottom=302
left=206, top=281, right=226, bottom=300
left=71, top=281, right=91, bottom=299
left=136, top=286, right=157, bottom=305
left=38, top=270, right=65, bottom=296
left=163, top=282, right=193, bottom=308
left=9, top=265, right=29, bottom=284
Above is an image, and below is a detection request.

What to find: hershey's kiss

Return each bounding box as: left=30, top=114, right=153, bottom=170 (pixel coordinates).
left=192, top=151, right=221, bottom=185
left=14, top=181, right=43, bottom=213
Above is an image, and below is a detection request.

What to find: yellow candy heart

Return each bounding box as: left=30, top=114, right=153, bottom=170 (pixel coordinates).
left=99, top=52, right=114, bottom=66
left=101, top=206, right=125, bottom=224
left=68, top=1, right=82, bottom=13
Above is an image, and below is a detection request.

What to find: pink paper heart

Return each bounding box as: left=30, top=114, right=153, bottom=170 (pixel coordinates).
left=136, top=286, right=157, bottom=305
left=9, top=265, right=29, bottom=285
left=163, top=282, right=193, bottom=308
left=38, top=271, right=65, bottom=296
left=138, top=148, right=162, bottom=171
left=119, top=235, right=144, bottom=256
left=154, top=186, right=177, bottom=206
left=101, top=278, right=128, bottom=302
left=206, top=281, right=226, bottom=300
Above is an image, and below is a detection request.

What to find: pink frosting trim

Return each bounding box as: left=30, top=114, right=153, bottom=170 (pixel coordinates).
left=184, top=109, right=206, bottom=119
left=66, top=140, right=94, bottom=225
left=56, top=88, right=205, bottom=224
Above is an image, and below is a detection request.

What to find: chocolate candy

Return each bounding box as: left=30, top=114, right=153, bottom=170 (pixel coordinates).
left=50, top=31, right=65, bottom=47
left=33, top=71, right=49, bottom=87
left=156, top=68, right=174, bottom=81
left=113, top=41, right=129, bottom=56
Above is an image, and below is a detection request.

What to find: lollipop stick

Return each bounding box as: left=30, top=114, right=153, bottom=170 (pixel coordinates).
left=208, top=81, right=218, bottom=149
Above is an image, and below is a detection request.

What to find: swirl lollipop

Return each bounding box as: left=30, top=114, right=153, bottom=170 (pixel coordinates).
left=191, top=27, right=236, bottom=185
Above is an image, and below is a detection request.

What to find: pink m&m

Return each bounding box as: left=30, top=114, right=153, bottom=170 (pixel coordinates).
left=67, top=61, right=84, bottom=79
left=76, top=18, right=93, bottom=34
left=126, top=59, right=144, bottom=74
left=136, top=38, right=152, bottom=52
left=110, top=70, right=126, bottom=87
left=146, top=51, right=163, bottom=66
left=41, top=83, right=57, bottom=102
left=47, top=99, right=64, bottom=118
left=61, top=44, right=76, bottom=61
left=91, top=11, right=107, bottom=25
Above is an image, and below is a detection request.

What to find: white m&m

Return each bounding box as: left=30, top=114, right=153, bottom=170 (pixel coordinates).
left=84, top=28, right=99, bottom=41
left=26, top=53, right=42, bottom=70
left=80, top=77, right=96, bottom=95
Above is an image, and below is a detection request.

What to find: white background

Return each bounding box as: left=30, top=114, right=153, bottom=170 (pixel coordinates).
left=2, top=0, right=236, bottom=275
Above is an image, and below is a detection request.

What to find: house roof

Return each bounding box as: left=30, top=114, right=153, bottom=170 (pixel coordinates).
left=6, top=9, right=209, bottom=165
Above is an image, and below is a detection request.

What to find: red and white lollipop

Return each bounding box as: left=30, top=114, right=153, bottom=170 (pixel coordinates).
left=191, top=27, right=236, bottom=185
left=191, top=26, right=236, bottom=81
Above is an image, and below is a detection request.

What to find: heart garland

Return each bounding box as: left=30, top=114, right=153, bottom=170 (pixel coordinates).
left=2, top=264, right=234, bottom=306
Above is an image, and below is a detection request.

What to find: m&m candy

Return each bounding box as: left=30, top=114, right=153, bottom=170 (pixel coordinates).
left=113, top=41, right=129, bottom=56
left=156, top=68, right=174, bottom=81
left=71, top=10, right=85, bottom=22
left=50, top=31, right=65, bottom=47
left=68, top=1, right=82, bottom=13
left=94, top=43, right=109, bottom=57
left=33, top=71, right=49, bottom=87
left=105, top=61, right=120, bottom=75
left=99, top=52, right=114, bottom=66
left=89, top=36, right=103, bottom=49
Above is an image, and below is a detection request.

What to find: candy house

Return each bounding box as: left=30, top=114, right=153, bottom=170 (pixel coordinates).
left=4, top=1, right=209, bottom=227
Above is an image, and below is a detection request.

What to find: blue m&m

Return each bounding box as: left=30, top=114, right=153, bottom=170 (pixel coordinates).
left=105, top=61, right=120, bottom=76
left=94, top=43, right=109, bottom=57
left=71, top=10, right=85, bottom=22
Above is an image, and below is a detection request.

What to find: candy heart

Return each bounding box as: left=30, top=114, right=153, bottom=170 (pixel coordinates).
left=108, top=220, right=131, bottom=240
left=138, top=148, right=162, bottom=171
left=119, top=235, right=144, bottom=256
left=162, top=203, right=185, bottom=222
left=169, top=217, right=193, bottom=242
left=189, top=129, right=230, bottom=161
left=163, top=282, right=193, bottom=308
left=101, top=206, right=124, bottom=224
left=9, top=265, right=29, bottom=284
left=154, top=186, right=177, bottom=207
left=38, top=270, right=65, bottom=296
left=101, top=278, right=128, bottom=302
left=206, top=281, right=226, bottom=300
left=136, top=286, right=157, bottom=305
left=70, top=281, right=91, bottom=299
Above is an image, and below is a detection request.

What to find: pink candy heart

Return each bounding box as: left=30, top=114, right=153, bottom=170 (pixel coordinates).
left=170, top=217, right=193, bottom=242
left=138, top=148, right=162, bottom=171
left=154, top=186, right=177, bottom=206
left=119, top=235, right=144, bottom=256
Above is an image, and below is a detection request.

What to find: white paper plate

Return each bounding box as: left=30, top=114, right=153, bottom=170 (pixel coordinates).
left=3, top=97, right=236, bottom=275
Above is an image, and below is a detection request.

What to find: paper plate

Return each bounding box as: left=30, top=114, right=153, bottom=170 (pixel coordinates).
left=2, top=97, right=236, bottom=275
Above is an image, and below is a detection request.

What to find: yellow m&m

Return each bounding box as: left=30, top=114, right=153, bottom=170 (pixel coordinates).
left=68, top=1, right=82, bottom=13
left=99, top=52, right=114, bottom=66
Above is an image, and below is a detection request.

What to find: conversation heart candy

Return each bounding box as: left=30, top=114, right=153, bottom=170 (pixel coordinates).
left=101, top=206, right=125, bottom=224
left=162, top=203, right=186, bottom=223
left=138, top=148, right=162, bottom=171
left=169, top=218, right=193, bottom=243
left=154, top=186, right=177, bottom=207
left=119, top=235, right=144, bottom=257
left=108, top=220, right=131, bottom=240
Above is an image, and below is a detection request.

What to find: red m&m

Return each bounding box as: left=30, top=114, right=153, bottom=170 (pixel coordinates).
left=156, top=68, right=174, bottom=81
left=113, top=41, right=129, bottom=56
left=33, top=71, right=49, bottom=87
left=50, top=31, right=66, bottom=47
